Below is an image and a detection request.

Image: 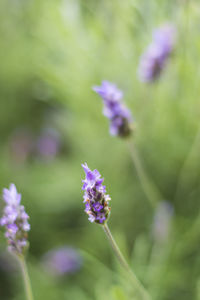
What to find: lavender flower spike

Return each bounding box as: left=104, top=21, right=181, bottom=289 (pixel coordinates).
left=0, top=184, right=30, bottom=255
left=138, top=24, right=176, bottom=82
left=82, top=163, right=111, bottom=224
left=93, top=81, right=133, bottom=138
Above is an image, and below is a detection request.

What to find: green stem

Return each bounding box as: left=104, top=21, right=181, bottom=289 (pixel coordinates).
left=17, top=255, right=34, bottom=300
left=174, top=128, right=200, bottom=201
left=103, top=223, right=151, bottom=300
left=127, top=140, right=161, bottom=208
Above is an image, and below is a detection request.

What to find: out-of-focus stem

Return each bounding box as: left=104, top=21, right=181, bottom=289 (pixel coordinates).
left=174, top=128, right=200, bottom=201
left=103, top=223, right=151, bottom=300
left=17, top=255, right=34, bottom=300
left=127, top=139, right=161, bottom=208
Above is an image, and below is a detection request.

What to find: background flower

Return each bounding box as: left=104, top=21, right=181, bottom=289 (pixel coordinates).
left=0, top=184, right=30, bottom=255
left=93, top=81, right=133, bottom=137
left=138, top=24, right=176, bottom=82
left=41, top=247, right=82, bottom=276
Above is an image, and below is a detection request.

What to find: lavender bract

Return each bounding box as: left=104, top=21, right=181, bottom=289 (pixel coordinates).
left=138, top=24, right=176, bottom=82
left=93, top=81, right=133, bottom=137
left=82, top=163, right=111, bottom=224
left=0, top=184, right=30, bottom=255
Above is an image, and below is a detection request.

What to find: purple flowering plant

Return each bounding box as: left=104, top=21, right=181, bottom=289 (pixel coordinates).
left=93, top=81, right=133, bottom=138
left=81, top=163, right=150, bottom=299
left=82, top=163, right=111, bottom=224
left=0, top=184, right=30, bottom=256
left=138, top=24, right=176, bottom=82
left=0, top=184, right=33, bottom=300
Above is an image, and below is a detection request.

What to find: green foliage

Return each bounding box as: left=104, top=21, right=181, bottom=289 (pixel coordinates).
left=0, top=0, right=200, bottom=299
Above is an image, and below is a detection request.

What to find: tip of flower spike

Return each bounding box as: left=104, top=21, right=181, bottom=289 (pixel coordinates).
left=153, top=23, right=176, bottom=48
left=9, top=183, right=17, bottom=192
left=3, top=183, right=21, bottom=205
left=92, top=80, right=110, bottom=91
left=92, top=81, right=123, bottom=102
left=82, top=163, right=99, bottom=177
left=92, top=86, right=101, bottom=93
left=81, top=163, right=89, bottom=174
left=3, top=184, right=16, bottom=199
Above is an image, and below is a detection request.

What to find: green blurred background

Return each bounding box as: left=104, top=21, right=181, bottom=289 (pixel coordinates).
left=0, top=0, right=200, bottom=299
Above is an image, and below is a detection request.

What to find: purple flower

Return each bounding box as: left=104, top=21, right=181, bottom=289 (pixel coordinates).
left=9, top=128, right=33, bottom=163
left=92, top=202, right=104, bottom=212
left=93, top=81, right=123, bottom=102
left=93, top=81, right=133, bottom=138
left=96, top=213, right=106, bottom=223
left=82, top=163, right=111, bottom=225
left=138, top=24, right=176, bottom=82
left=36, top=128, right=61, bottom=160
left=0, top=184, right=30, bottom=255
left=42, top=247, right=82, bottom=276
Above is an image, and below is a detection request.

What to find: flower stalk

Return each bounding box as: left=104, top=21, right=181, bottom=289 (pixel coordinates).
left=17, top=255, right=34, bottom=300
left=103, top=223, right=151, bottom=300
left=127, top=139, right=161, bottom=208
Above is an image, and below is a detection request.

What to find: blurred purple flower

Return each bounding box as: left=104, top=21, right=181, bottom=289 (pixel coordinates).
left=10, top=129, right=33, bottom=163
left=138, top=24, right=176, bottom=82
left=0, top=184, right=30, bottom=255
left=42, top=247, right=82, bottom=276
left=152, top=201, right=174, bottom=242
left=82, top=163, right=111, bottom=225
left=36, top=128, right=61, bottom=160
left=93, top=81, right=133, bottom=137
